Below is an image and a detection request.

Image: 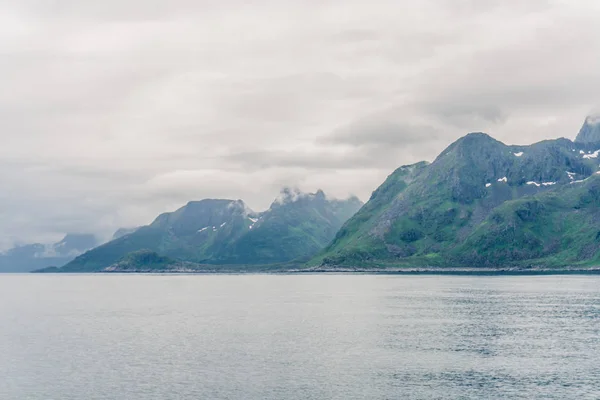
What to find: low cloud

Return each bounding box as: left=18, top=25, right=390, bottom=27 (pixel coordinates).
left=0, top=0, right=599, bottom=247
left=321, top=117, right=441, bottom=148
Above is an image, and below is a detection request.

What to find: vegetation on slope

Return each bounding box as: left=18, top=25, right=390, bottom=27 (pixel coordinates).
left=52, top=191, right=362, bottom=272
left=315, top=131, right=600, bottom=269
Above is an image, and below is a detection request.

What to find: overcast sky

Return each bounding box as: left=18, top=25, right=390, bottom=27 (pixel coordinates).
left=1, top=0, right=599, bottom=247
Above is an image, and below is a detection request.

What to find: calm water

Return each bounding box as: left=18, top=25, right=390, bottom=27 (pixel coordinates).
left=1, top=274, right=599, bottom=399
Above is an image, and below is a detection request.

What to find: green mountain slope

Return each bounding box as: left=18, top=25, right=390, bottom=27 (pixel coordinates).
left=315, top=127, right=600, bottom=269
left=454, top=176, right=600, bottom=268
left=57, top=199, right=253, bottom=271
left=214, top=189, right=363, bottom=264
left=53, top=190, right=362, bottom=272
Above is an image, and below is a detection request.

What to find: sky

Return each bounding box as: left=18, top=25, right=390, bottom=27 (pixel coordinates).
left=1, top=0, right=599, bottom=247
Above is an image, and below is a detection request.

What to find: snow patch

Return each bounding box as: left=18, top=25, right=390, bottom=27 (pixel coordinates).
left=197, top=227, right=208, bottom=233
left=247, top=216, right=259, bottom=230
left=497, top=177, right=507, bottom=183
left=580, top=150, right=585, bottom=154
left=513, top=152, right=524, bottom=157
left=566, top=171, right=576, bottom=181
left=220, top=222, right=227, bottom=228
left=527, top=181, right=556, bottom=187
left=570, top=174, right=595, bottom=184
left=485, top=183, right=492, bottom=188
left=583, top=150, right=600, bottom=159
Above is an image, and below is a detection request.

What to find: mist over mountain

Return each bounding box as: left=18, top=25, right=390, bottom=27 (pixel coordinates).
left=575, top=115, right=600, bottom=144
left=111, top=227, right=140, bottom=240
left=0, top=234, right=98, bottom=273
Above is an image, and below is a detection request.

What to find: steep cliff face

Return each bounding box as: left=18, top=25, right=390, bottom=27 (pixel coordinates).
left=575, top=115, right=600, bottom=144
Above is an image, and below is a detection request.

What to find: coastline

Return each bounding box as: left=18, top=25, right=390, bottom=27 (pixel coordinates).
left=30, top=266, right=600, bottom=275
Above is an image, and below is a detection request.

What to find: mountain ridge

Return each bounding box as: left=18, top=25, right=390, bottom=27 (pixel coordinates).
left=1, top=234, right=99, bottom=273
left=314, top=122, right=600, bottom=270
left=48, top=189, right=363, bottom=272
left=31, top=116, right=600, bottom=273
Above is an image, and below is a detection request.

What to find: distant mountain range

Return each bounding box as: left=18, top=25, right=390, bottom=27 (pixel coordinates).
left=33, top=115, right=600, bottom=273
left=0, top=234, right=99, bottom=272
left=41, top=189, right=363, bottom=272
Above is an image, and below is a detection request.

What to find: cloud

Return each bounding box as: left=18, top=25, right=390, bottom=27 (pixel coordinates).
left=0, top=0, right=599, bottom=248
left=321, top=116, right=441, bottom=147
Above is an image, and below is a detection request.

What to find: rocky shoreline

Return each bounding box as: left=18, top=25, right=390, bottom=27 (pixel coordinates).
left=41, top=265, right=600, bottom=275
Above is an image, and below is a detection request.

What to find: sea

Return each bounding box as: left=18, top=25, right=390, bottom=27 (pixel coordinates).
left=1, top=274, right=599, bottom=399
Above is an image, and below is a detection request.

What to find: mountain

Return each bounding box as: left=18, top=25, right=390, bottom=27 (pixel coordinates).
left=212, top=188, right=363, bottom=264
left=55, top=199, right=256, bottom=272
left=575, top=115, right=600, bottom=144
left=111, top=227, right=140, bottom=240
left=53, top=234, right=98, bottom=256
left=50, top=190, right=363, bottom=272
left=315, top=126, right=600, bottom=270
left=0, top=234, right=99, bottom=272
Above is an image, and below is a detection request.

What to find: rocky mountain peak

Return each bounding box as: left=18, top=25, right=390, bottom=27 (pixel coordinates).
left=575, top=114, right=600, bottom=144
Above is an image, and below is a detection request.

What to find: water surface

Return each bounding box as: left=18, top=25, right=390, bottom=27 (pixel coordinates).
left=1, top=274, right=599, bottom=399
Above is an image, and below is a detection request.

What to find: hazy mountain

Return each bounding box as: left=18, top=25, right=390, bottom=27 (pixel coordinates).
left=50, top=190, right=363, bottom=272
left=575, top=115, right=600, bottom=144
left=111, top=227, right=140, bottom=240
left=0, top=234, right=98, bottom=272
left=315, top=121, right=600, bottom=270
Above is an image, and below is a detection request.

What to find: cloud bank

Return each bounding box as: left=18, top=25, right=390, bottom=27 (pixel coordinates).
left=1, top=0, right=599, bottom=247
